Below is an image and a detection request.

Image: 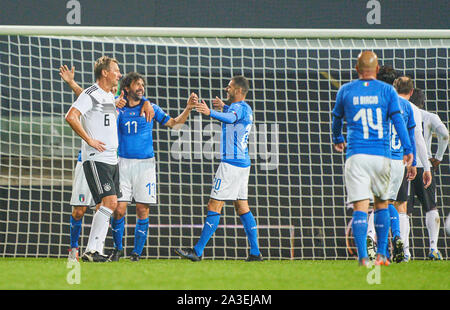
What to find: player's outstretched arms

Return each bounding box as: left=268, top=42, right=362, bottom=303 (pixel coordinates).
left=197, top=99, right=237, bottom=124
left=164, top=92, right=197, bottom=129
left=65, top=107, right=106, bottom=152
left=59, top=65, right=83, bottom=97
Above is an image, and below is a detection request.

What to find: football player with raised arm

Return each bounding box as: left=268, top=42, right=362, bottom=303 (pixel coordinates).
left=175, top=76, right=262, bottom=262
left=332, top=51, right=413, bottom=266
left=61, top=66, right=196, bottom=261
left=409, top=88, right=448, bottom=260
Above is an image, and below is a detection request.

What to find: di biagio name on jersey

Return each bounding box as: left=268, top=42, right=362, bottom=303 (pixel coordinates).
left=353, top=96, right=379, bottom=105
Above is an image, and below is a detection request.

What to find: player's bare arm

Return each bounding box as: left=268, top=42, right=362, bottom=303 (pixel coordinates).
left=165, top=92, right=198, bottom=129
left=65, top=106, right=106, bottom=152
left=140, top=100, right=155, bottom=122
left=60, top=65, right=83, bottom=97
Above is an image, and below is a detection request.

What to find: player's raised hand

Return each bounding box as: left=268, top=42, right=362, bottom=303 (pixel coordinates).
left=140, top=100, right=155, bottom=122
left=59, top=65, right=75, bottom=83
left=87, top=138, right=106, bottom=152
left=423, top=170, right=432, bottom=189
left=403, top=153, right=413, bottom=167
left=333, top=142, right=346, bottom=153
left=406, top=165, right=417, bottom=181
left=115, top=91, right=127, bottom=109
left=186, top=92, right=198, bottom=110
left=212, top=96, right=225, bottom=111
left=195, top=99, right=211, bottom=116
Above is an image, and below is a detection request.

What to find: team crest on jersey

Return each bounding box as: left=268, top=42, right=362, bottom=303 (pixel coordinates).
left=103, top=183, right=111, bottom=192
left=79, top=194, right=85, bottom=202
left=363, top=82, right=369, bottom=87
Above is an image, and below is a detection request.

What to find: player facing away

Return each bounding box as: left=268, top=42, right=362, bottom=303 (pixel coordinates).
left=409, top=88, right=448, bottom=260
left=175, top=76, right=262, bottom=262
left=332, top=51, right=413, bottom=267
left=382, top=77, right=418, bottom=263
left=108, top=72, right=197, bottom=262
left=65, top=56, right=124, bottom=262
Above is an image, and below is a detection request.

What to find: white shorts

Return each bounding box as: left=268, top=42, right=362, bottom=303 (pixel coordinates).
left=210, top=162, right=250, bottom=201
left=118, top=157, right=157, bottom=204
left=70, top=161, right=95, bottom=207
left=345, top=154, right=391, bottom=203
left=386, top=159, right=406, bottom=201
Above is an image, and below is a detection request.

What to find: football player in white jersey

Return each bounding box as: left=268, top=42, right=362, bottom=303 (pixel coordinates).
left=409, top=88, right=448, bottom=260
left=64, top=57, right=150, bottom=262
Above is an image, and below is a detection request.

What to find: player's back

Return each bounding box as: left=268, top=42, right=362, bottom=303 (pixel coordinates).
left=333, top=79, right=400, bottom=159
left=221, top=101, right=253, bottom=167
left=390, top=96, right=415, bottom=161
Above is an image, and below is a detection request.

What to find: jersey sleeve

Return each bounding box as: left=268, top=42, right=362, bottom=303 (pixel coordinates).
left=386, top=86, right=401, bottom=118
left=152, top=103, right=171, bottom=126
left=331, top=88, right=345, bottom=144
left=228, top=103, right=245, bottom=121
left=71, top=92, right=93, bottom=115
left=332, top=88, right=344, bottom=119
left=406, top=103, right=416, bottom=130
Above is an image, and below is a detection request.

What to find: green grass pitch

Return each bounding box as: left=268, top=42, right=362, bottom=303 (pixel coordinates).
left=0, top=258, right=448, bottom=290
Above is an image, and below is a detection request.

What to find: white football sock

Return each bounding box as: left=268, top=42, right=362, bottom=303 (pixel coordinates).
left=426, top=210, right=440, bottom=251
left=367, top=210, right=376, bottom=241
left=86, top=206, right=113, bottom=253
left=399, top=212, right=410, bottom=256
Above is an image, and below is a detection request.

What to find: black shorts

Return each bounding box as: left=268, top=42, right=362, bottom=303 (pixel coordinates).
left=83, top=161, right=122, bottom=205
left=395, top=167, right=409, bottom=202
left=407, top=167, right=436, bottom=213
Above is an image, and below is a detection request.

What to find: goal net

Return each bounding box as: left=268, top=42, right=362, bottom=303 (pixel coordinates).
left=0, top=27, right=448, bottom=260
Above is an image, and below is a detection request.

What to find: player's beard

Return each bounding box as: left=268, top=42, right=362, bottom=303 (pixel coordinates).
left=128, top=90, right=143, bottom=101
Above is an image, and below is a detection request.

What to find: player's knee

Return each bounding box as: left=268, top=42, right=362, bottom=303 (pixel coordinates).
left=136, top=204, right=149, bottom=220
left=207, top=199, right=223, bottom=214
left=102, top=195, right=118, bottom=210
left=71, top=206, right=86, bottom=220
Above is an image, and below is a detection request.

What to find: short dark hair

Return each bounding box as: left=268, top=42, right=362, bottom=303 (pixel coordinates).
left=393, top=76, right=414, bottom=95
left=94, top=56, right=118, bottom=80
left=410, top=88, right=425, bottom=109
left=232, top=75, right=250, bottom=95
left=377, top=65, right=400, bottom=85
left=119, top=72, right=145, bottom=93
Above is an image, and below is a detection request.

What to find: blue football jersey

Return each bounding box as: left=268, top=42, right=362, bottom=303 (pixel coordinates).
left=390, top=97, right=416, bottom=160
left=221, top=101, right=253, bottom=167
left=117, top=98, right=170, bottom=159
left=332, top=79, right=402, bottom=159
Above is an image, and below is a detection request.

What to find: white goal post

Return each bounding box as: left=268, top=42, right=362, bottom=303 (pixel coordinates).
left=0, top=26, right=448, bottom=260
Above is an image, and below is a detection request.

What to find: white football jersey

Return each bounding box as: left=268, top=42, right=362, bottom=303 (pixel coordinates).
left=408, top=101, right=430, bottom=170
left=421, top=109, right=449, bottom=161
left=71, top=83, right=118, bottom=165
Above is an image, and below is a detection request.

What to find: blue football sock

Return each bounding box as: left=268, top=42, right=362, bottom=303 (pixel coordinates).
left=111, top=217, right=125, bottom=251
left=374, top=208, right=390, bottom=256
left=70, top=216, right=82, bottom=249
left=240, top=211, right=260, bottom=256
left=388, top=203, right=400, bottom=239
left=134, top=218, right=149, bottom=256
left=194, top=211, right=221, bottom=257
left=352, top=211, right=368, bottom=260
